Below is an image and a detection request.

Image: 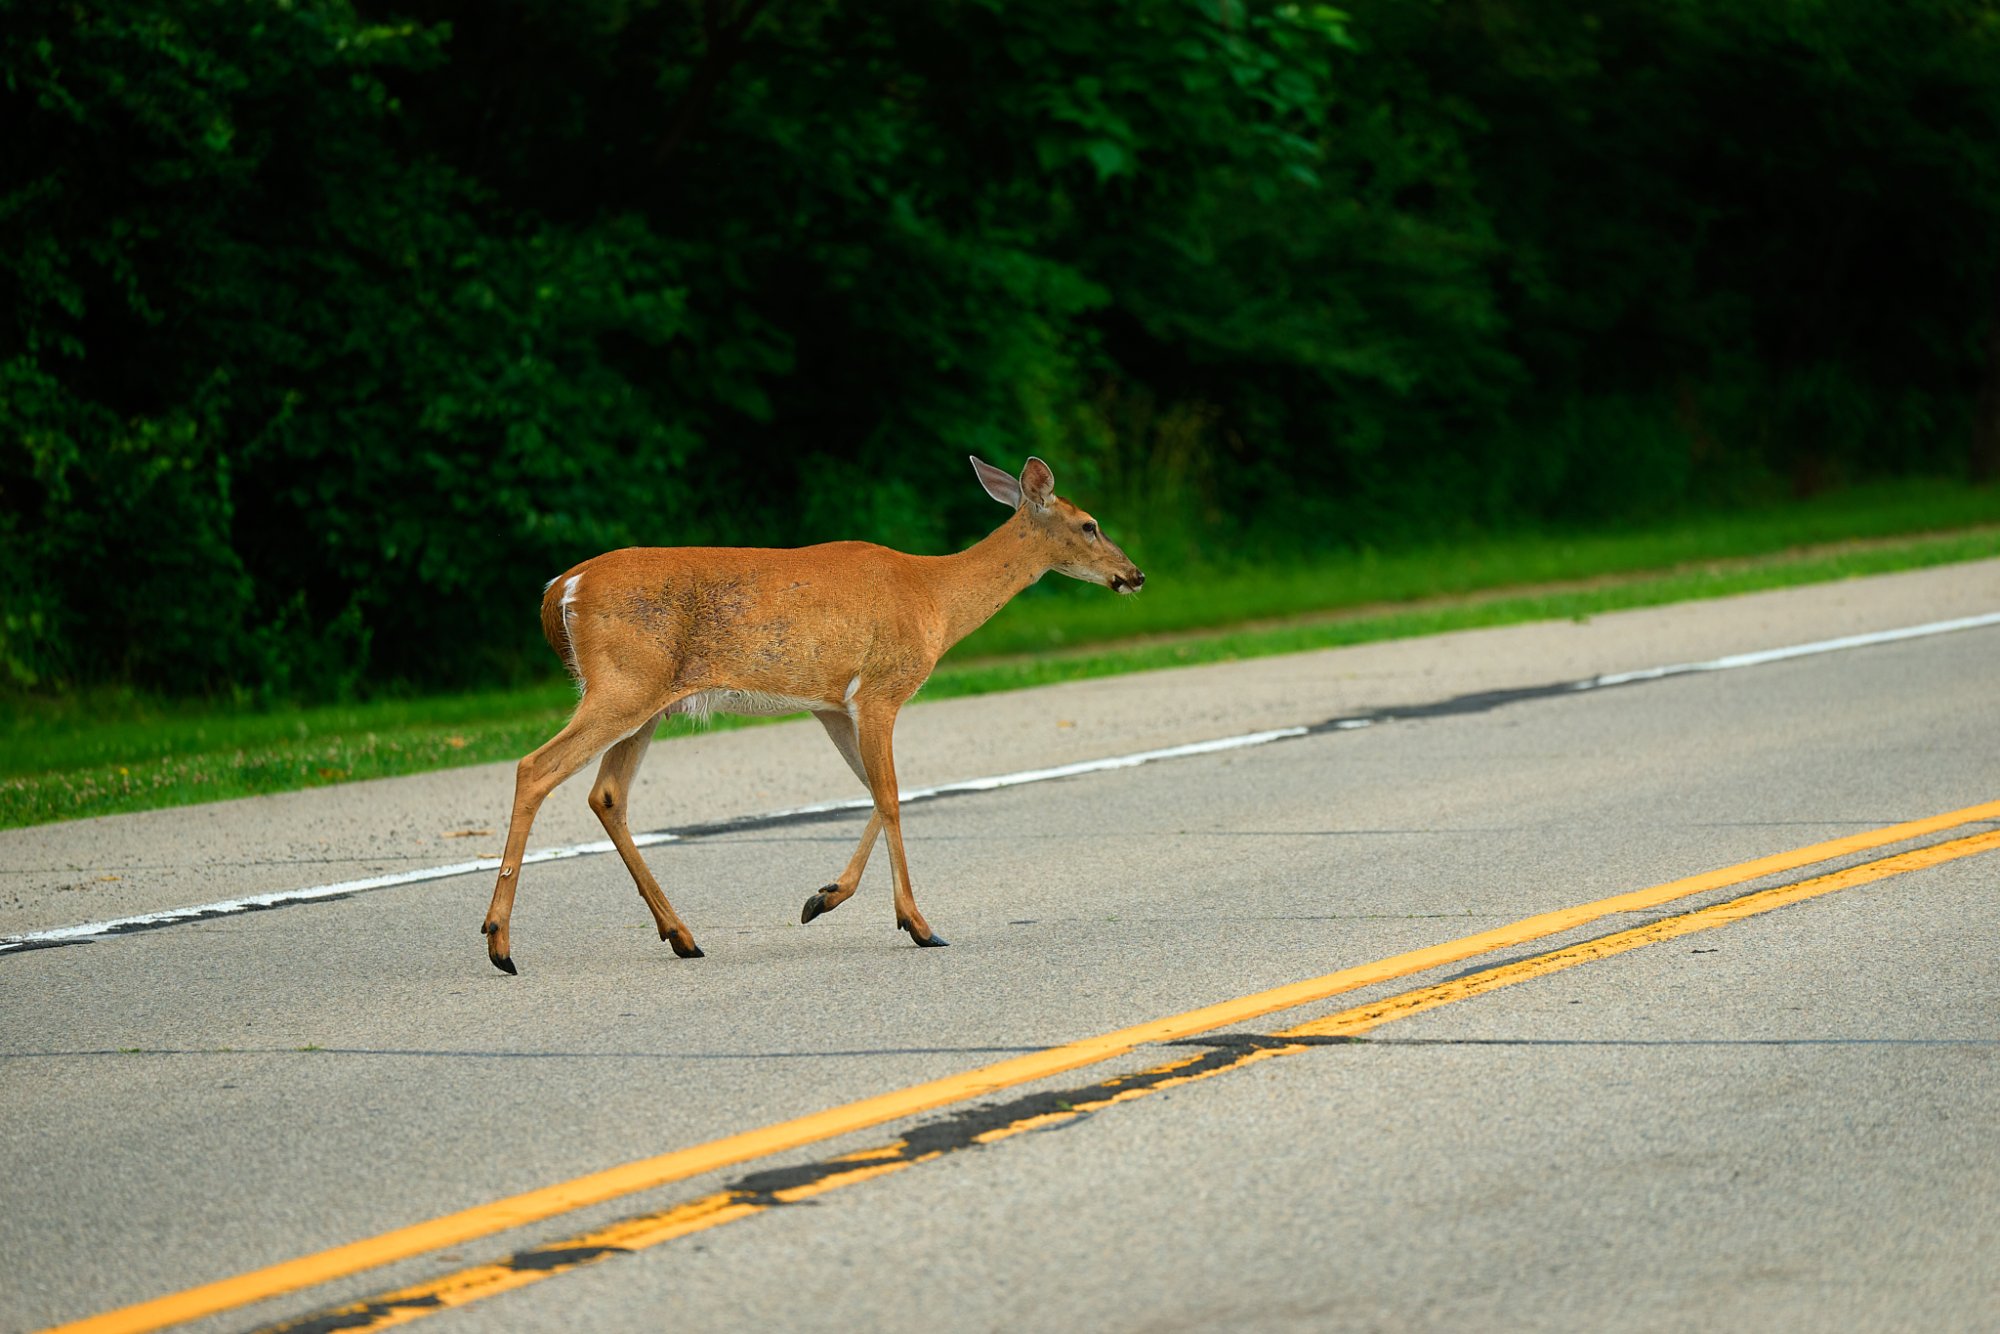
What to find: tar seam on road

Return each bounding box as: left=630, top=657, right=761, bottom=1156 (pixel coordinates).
left=36, top=797, right=2000, bottom=1334
left=234, top=826, right=2000, bottom=1334
left=8, top=609, right=2000, bottom=959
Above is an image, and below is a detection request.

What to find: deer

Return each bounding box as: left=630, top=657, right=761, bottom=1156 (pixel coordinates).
left=479, top=456, right=1145, bottom=973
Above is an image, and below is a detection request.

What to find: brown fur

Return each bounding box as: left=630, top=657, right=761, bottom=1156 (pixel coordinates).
left=480, top=457, right=1144, bottom=972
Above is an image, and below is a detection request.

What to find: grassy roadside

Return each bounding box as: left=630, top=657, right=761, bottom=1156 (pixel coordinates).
left=948, top=475, right=2000, bottom=658
left=5, top=482, right=1998, bottom=831
left=929, top=523, right=2000, bottom=698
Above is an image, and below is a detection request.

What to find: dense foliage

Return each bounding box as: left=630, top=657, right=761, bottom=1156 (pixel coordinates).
left=6, top=0, right=1999, bottom=696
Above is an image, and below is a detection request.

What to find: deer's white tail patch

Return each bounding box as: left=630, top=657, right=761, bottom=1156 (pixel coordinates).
left=560, top=574, right=585, bottom=695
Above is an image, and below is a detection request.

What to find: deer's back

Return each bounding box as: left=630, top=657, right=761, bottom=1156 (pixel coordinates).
left=547, top=543, right=942, bottom=708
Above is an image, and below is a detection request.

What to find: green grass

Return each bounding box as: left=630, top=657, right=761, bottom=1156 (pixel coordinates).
left=950, top=475, right=2000, bottom=657
left=4, top=478, right=1997, bottom=831
left=930, top=524, right=2000, bottom=697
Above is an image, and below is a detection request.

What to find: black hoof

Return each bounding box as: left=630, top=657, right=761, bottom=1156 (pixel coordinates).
left=899, top=921, right=949, bottom=948
left=670, top=937, right=705, bottom=959
left=801, top=885, right=840, bottom=925
left=491, top=954, right=517, bottom=975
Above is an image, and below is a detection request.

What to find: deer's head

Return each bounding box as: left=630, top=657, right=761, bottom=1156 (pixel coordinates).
left=971, top=456, right=1146, bottom=594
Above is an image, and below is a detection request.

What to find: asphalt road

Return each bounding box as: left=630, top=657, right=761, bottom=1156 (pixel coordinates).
left=3, top=565, right=1998, bottom=1333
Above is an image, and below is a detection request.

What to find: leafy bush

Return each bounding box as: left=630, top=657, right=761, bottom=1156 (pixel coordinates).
left=3, top=0, right=1997, bottom=698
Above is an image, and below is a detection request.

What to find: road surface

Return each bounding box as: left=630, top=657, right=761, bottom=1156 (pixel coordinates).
left=3, top=560, right=1997, bottom=1333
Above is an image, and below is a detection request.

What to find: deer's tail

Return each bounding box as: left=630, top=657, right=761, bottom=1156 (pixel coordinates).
left=541, top=570, right=584, bottom=690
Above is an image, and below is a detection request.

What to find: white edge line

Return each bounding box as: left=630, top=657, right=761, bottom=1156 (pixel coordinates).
left=0, top=833, right=681, bottom=950
left=5, top=611, right=1995, bottom=954
left=0, top=734, right=1308, bottom=954
left=1580, top=610, right=2000, bottom=689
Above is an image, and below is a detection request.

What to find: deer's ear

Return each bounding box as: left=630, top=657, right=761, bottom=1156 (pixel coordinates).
left=1020, top=457, right=1055, bottom=510
left=970, top=456, right=1022, bottom=508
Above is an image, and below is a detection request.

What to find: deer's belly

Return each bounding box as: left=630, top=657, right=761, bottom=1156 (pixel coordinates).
left=672, top=688, right=830, bottom=720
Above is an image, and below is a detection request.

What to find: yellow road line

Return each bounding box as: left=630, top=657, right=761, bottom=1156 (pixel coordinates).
left=45, top=798, right=2000, bottom=1334
left=265, top=1052, right=1242, bottom=1334
left=1282, top=827, right=2000, bottom=1041
left=259, top=1160, right=928, bottom=1333
left=253, top=823, right=2000, bottom=1334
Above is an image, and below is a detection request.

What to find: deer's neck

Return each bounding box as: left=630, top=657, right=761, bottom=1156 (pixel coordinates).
left=927, top=512, right=1047, bottom=654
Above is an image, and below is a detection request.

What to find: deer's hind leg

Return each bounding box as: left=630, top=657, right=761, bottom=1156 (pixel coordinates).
left=853, top=699, right=946, bottom=948
left=589, top=717, right=703, bottom=958
left=482, top=688, right=687, bottom=974
left=800, top=709, right=882, bottom=926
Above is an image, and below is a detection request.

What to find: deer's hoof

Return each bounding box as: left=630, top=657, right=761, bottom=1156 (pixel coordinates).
left=801, top=886, right=839, bottom=925
left=483, top=921, right=516, bottom=974
left=669, top=936, right=705, bottom=959
left=900, top=920, right=949, bottom=948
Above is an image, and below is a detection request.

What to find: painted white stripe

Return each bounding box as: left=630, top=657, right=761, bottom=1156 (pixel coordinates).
left=748, top=727, right=1315, bottom=823
left=1579, top=610, right=2000, bottom=690
left=610, top=729, right=1316, bottom=828
left=4, top=610, right=1994, bottom=955
left=0, top=832, right=679, bottom=949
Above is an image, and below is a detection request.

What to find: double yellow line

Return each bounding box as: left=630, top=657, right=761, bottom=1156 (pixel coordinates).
left=49, top=798, right=2000, bottom=1334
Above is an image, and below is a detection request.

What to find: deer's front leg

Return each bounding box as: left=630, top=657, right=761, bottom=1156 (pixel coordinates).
left=801, top=812, right=880, bottom=925
left=800, top=708, right=879, bottom=926
left=854, top=701, right=946, bottom=947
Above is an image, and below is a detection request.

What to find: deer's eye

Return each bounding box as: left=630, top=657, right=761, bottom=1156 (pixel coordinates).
left=1081, top=521, right=1098, bottom=539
